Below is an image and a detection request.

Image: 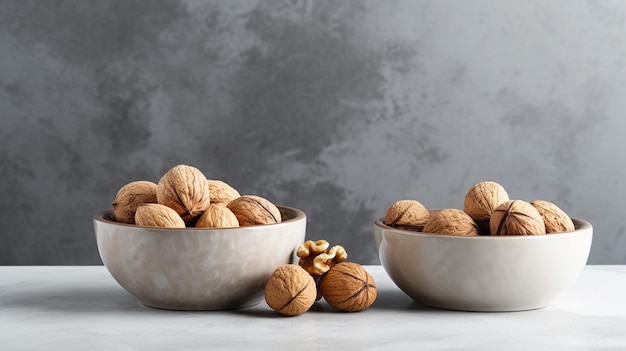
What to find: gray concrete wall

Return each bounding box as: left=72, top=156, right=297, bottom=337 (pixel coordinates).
left=1, top=0, right=624, bottom=265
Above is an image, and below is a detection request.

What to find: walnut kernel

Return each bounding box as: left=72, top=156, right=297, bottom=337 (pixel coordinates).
left=297, top=240, right=347, bottom=276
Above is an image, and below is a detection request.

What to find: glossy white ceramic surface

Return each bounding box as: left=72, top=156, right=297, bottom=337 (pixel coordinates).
left=377, top=217, right=592, bottom=312
left=94, top=206, right=306, bottom=310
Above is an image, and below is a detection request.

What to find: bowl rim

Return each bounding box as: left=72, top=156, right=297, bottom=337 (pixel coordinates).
left=94, top=205, right=306, bottom=231
left=375, top=216, right=592, bottom=240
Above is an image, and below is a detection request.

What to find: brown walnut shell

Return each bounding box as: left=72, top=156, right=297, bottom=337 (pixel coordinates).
left=207, top=179, right=241, bottom=205
left=530, top=200, right=575, bottom=233
left=383, top=200, right=430, bottom=231
left=134, top=203, right=186, bottom=228
left=319, top=262, right=377, bottom=312
left=490, top=200, right=546, bottom=236
left=226, top=195, right=281, bottom=226
left=422, top=209, right=479, bottom=236
left=464, top=181, right=509, bottom=234
left=265, top=264, right=316, bottom=316
left=195, top=203, right=239, bottom=228
left=156, top=164, right=211, bottom=223
left=112, top=180, right=158, bottom=224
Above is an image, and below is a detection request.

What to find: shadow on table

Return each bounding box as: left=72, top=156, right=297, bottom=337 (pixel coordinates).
left=0, top=285, right=147, bottom=314
left=232, top=284, right=443, bottom=318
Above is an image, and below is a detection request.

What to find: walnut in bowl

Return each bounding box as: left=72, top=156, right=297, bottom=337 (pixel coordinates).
left=94, top=205, right=306, bottom=310
left=374, top=212, right=592, bottom=312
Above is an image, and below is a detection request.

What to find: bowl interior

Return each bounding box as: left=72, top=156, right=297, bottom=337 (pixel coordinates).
left=376, top=217, right=593, bottom=312
left=94, top=205, right=306, bottom=310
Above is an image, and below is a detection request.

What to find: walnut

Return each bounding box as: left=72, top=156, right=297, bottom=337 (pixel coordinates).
left=464, top=181, right=509, bottom=235
left=422, top=209, right=479, bottom=236
left=134, top=203, right=186, bottom=228
left=112, top=181, right=158, bottom=224
left=490, top=200, right=546, bottom=236
left=531, top=200, right=575, bottom=233
left=319, top=262, right=377, bottom=312
left=195, top=203, right=239, bottom=228
left=226, top=195, right=281, bottom=226
left=156, top=164, right=211, bottom=223
left=207, top=179, right=241, bottom=205
left=265, top=264, right=317, bottom=316
left=296, top=240, right=347, bottom=276
left=383, top=200, right=430, bottom=231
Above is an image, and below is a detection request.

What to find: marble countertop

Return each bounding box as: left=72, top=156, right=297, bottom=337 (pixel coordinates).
left=2, top=265, right=625, bottom=350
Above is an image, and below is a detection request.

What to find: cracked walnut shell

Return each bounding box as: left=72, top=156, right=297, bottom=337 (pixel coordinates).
left=265, top=264, right=316, bottom=316
left=112, top=180, right=158, bottom=224
left=195, top=203, right=239, bottom=228
left=297, top=240, right=347, bottom=276
left=531, top=200, right=575, bottom=233
left=422, top=209, right=479, bottom=236
left=226, top=195, right=281, bottom=226
left=134, top=203, right=186, bottom=228
left=319, top=262, right=377, bottom=312
left=490, top=200, right=546, bottom=236
left=157, top=164, right=211, bottom=223
left=384, top=200, right=430, bottom=231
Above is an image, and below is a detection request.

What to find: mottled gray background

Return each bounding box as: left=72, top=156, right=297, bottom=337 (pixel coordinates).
left=1, top=0, right=625, bottom=265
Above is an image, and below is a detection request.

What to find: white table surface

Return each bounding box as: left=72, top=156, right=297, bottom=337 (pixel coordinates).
left=1, top=265, right=625, bottom=350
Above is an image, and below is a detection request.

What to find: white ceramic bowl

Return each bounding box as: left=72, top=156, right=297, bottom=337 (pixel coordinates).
left=375, top=214, right=592, bottom=312
left=94, top=206, right=306, bottom=310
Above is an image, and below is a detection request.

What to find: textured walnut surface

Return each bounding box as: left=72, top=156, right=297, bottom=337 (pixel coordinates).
left=319, top=262, right=377, bottom=312
left=157, top=165, right=211, bottom=223
left=464, top=181, right=509, bottom=223
left=265, top=264, right=316, bottom=316
left=422, top=208, right=479, bottom=236
left=227, top=195, right=281, bottom=226
left=134, top=203, right=186, bottom=228
left=490, top=200, right=546, bottom=236
left=383, top=200, right=430, bottom=231
left=112, top=181, right=158, bottom=224
left=531, top=200, right=575, bottom=233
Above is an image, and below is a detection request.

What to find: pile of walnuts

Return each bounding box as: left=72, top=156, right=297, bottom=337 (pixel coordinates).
left=384, top=181, right=576, bottom=236
left=111, top=164, right=281, bottom=228
left=264, top=240, right=377, bottom=316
